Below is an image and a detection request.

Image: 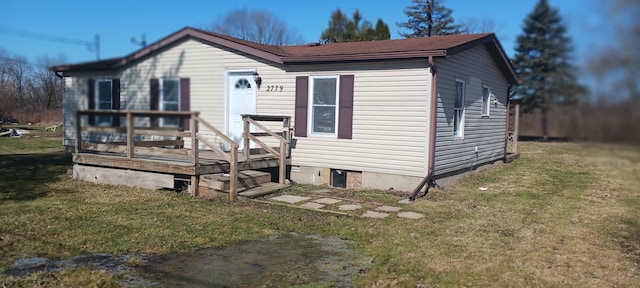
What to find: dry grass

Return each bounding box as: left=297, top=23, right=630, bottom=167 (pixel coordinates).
left=0, top=140, right=638, bottom=287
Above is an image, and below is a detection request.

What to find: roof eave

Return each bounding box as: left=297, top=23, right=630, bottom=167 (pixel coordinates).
left=50, top=27, right=284, bottom=73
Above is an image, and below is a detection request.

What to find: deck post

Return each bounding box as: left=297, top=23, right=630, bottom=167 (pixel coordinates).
left=513, top=103, right=520, bottom=153
left=229, top=145, right=238, bottom=201
left=243, top=116, right=250, bottom=161
left=279, top=142, right=286, bottom=184
left=190, top=175, right=199, bottom=197
left=282, top=117, right=291, bottom=157
left=126, top=112, right=134, bottom=158
left=190, top=113, right=198, bottom=165
left=75, top=110, right=82, bottom=153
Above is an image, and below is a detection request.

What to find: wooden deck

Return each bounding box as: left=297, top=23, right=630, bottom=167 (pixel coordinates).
left=73, top=110, right=292, bottom=200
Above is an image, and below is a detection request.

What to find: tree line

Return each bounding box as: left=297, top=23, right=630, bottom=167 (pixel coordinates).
left=0, top=49, right=65, bottom=124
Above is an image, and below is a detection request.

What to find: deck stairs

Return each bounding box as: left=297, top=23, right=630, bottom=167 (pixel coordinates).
left=199, top=170, right=288, bottom=198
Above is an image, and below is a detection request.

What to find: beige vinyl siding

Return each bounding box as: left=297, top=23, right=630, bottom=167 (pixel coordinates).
left=433, top=45, right=509, bottom=175
left=286, top=60, right=432, bottom=178
left=62, top=39, right=285, bottom=148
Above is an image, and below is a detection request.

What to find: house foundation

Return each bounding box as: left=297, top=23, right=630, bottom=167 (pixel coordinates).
left=290, top=165, right=423, bottom=192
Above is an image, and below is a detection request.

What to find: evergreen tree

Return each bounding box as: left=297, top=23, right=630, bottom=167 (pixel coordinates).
left=320, top=9, right=390, bottom=43
left=397, top=0, right=462, bottom=38
left=512, top=0, right=585, bottom=140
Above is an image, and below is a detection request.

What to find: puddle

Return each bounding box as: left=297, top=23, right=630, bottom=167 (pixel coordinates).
left=4, top=234, right=369, bottom=287
left=141, top=233, right=370, bottom=287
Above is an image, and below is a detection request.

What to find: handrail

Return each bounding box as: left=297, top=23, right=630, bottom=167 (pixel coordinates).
left=241, top=114, right=291, bottom=184
left=194, top=115, right=238, bottom=149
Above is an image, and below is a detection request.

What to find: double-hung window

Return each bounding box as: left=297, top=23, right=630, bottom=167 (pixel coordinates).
left=160, top=79, right=180, bottom=127
left=482, top=86, right=491, bottom=117
left=453, top=80, right=466, bottom=139
left=310, top=76, right=339, bottom=135
left=96, top=79, right=113, bottom=126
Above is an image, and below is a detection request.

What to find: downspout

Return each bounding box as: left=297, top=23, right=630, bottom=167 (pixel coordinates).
left=503, top=84, right=511, bottom=162
left=409, top=56, right=439, bottom=201
left=55, top=71, right=64, bottom=79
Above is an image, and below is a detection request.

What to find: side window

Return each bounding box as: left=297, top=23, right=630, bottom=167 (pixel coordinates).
left=161, top=79, right=180, bottom=127
left=310, top=76, right=338, bottom=135
left=96, top=79, right=112, bottom=126
left=453, top=80, right=465, bottom=139
left=482, top=86, right=491, bottom=117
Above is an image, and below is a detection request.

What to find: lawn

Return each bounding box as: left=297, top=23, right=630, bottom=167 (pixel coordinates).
left=0, top=132, right=638, bottom=287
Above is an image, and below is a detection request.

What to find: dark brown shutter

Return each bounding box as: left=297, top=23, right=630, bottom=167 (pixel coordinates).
left=180, top=78, right=190, bottom=130
left=294, top=76, right=308, bottom=137
left=150, top=78, right=159, bottom=127
left=111, top=79, right=121, bottom=126
left=88, top=79, right=95, bottom=125
left=338, top=75, right=354, bottom=139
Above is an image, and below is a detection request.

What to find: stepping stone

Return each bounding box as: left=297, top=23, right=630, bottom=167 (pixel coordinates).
left=270, top=195, right=311, bottom=204
left=361, top=211, right=389, bottom=218
left=300, top=202, right=325, bottom=209
left=313, top=198, right=342, bottom=205
left=398, top=199, right=413, bottom=205
left=397, top=211, right=425, bottom=219
left=312, top=189, right=332, bottom=193
left=338, top=204, right=362, bottom=211
left=375, top=205, right=402, bottom=212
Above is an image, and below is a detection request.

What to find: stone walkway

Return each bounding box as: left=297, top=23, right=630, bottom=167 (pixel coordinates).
left=267, top=190, right=425, bottom=220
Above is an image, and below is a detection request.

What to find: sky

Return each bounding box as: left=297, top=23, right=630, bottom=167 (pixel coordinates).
left=0, top=0, right=611, bottom=68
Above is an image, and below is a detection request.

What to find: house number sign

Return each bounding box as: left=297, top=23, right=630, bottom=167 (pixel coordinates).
left=265, top=85, right=284, bottom=92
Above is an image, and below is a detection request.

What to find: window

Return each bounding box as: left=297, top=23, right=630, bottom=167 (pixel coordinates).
left=310, top=76, right=338, bottom=135
left=235, top=78, right=251, bottom=89
left=482, top=86, right=491, bottom=117
left=96, top=79, right=112, bottom=126
left=453, top=80, right=465, bottom=138
left=161, top=79, right=180, bottom=127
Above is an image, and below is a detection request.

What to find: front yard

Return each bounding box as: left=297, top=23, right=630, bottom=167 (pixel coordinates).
left=1, top=131, right=638, bottom=287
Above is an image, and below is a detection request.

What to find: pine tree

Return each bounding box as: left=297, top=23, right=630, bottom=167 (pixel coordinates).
left=320, top=9, right=390, bottom=43
left=397, top=0, right=462, bottom=38
left=512, top=0, right=585, bottom=140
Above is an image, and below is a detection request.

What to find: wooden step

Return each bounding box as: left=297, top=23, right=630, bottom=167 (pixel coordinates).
left=200, top=170, right=271, bottom=191
left=197, top=182, right=289, bottom=199
left=238, top=182, right=289, bottom=198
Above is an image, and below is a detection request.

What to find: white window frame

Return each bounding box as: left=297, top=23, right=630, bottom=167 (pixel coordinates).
left=160, top=78, right=180, bottom=127
left=308, top=76, right=339, bottom=136
left=453, top=79, right=466, bottom=139
left=95, top=79, right=112, bottom=126
left=482, top=85, right=491, bottom=117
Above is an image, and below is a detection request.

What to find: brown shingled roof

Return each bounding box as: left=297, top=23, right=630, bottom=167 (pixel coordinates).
left=51, top=27, right=518, bottom=84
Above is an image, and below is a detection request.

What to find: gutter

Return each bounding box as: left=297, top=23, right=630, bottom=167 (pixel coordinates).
left=54, top=71, right=64, bottom=79
left=409, top=55, right=439, bottom=201
left=503, top=84, right=512, bottom=162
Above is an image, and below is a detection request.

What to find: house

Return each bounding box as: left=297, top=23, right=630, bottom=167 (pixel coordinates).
left=51, top=27, right=519, bottom=194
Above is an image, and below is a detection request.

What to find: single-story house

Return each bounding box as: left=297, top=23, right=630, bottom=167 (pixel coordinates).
left=51, top=27, right=519, bottom=193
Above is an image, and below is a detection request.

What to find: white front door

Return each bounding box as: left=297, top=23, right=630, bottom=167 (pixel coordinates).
left=227, top=72, right=257, bottom=150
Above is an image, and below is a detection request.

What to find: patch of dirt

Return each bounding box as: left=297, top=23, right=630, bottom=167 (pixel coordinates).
left=4, top=234, right=370, bottom=287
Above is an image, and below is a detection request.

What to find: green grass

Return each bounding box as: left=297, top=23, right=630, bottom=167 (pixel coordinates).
left=0, top=125, right=64, bottom=154
left=1, top=139, right=639, bottom=287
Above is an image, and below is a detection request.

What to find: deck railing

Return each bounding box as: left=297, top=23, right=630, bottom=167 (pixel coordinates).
left=75, top=110, right=241, bottom=200
left=241, top=114, right=292, bottom=184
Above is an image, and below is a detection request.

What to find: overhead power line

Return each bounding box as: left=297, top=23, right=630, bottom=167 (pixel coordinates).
left=0, top=25, right=100, bottom=60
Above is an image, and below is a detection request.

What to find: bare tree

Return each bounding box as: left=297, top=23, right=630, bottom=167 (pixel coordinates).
left=588, top=0, right=640, bottom=102
left=205, top=8, right=304, bottom=45
left=0, top=51, right=65, bottom=123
